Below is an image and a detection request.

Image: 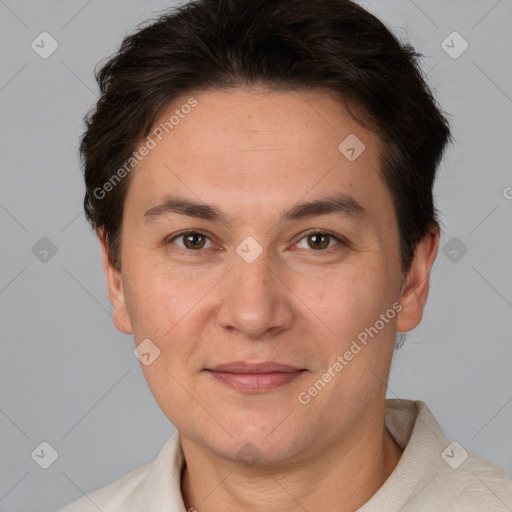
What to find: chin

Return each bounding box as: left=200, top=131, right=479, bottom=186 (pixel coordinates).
left=206, top=423, right=311, bottom=468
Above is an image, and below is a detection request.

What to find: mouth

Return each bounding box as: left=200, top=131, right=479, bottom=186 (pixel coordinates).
left=204, top=361, right=307, bottom=392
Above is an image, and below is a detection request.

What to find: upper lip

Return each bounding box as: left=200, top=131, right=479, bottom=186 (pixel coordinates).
left=207, top=361, right=304, bottom=373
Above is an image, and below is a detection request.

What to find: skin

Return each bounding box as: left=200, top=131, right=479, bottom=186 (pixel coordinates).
left=99, top=87, right=439, bottom=512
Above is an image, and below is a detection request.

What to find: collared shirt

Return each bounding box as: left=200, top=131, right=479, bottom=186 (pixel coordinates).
left=57, top=398, right=512, bottom=511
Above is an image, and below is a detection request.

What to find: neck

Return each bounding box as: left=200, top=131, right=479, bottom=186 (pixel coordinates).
left=180, top=402, right=403, bottom=512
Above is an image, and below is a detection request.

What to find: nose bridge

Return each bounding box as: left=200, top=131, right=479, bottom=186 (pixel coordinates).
left=216, top=239, right=292, bottom=337
left=235, top=240, right=273, bottom=291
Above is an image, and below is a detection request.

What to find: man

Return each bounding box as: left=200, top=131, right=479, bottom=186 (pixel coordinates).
left=59, top=0, right=512, bottom=510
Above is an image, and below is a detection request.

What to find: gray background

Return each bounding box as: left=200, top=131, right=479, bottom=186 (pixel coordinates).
left=0, top=0, right=511, bottom=510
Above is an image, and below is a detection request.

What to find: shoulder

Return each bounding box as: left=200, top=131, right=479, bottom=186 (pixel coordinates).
left=378, top=399, right=512, bottom=511
left=436, top=451, right=512, bottom=511
left=56, top=461, right=152, bottom=512
left=55, top=431, right=184, bottom=512
left=414, top=452, right=512, bottom=511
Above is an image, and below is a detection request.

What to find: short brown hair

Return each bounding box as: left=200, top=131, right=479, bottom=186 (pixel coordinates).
left=81, top=0, right=452, bottom=274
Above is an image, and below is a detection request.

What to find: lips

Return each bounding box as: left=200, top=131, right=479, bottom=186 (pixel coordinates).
left=209, top=361, right=304, bottom=373
left=205, top=361, right=306, bottom=392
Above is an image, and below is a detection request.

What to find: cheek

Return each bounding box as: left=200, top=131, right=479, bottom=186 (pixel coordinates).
left=299, top=268, right=397, bottom=406
left=122, top=266, right=187, bottom=340
left=122, top=258, right=221, bottom=360
left=303, top=262, right=391, bottom=333
left=304, top=264, right=398, bottom=388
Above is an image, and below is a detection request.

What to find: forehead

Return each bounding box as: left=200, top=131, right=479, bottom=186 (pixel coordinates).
left=160, top=87, right=376, bottom=156
left=126, top=87, right=393, bottom=227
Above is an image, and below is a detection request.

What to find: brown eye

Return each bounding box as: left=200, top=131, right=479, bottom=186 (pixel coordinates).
left=295, top=231, right=344, bottom=252
left=307, top=233, right=330, bottom=250
left=183, top=232, right=206, bottom=249
left=169, top=231, right=212, bottom=251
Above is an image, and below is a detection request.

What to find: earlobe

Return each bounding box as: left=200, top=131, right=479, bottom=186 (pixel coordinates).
left=396, top=227, right=439, bottom=333
left=98, top=230, right=133, bottom=335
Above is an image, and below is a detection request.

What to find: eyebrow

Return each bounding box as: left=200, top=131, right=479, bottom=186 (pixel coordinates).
left=143, top=193, right=368, bottom=225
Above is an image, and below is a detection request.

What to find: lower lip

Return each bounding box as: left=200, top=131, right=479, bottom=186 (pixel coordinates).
left=206, top=370, right=305, bottom=392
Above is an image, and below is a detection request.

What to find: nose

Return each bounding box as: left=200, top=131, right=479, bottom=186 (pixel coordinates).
left=215, top=245, right=294, bottom=339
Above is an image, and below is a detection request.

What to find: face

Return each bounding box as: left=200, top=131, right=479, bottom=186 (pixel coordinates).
left=101, top=87, right=438, bottom=466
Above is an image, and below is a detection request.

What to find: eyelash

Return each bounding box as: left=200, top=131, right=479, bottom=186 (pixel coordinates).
left=166, top=229, right=346, bottom=256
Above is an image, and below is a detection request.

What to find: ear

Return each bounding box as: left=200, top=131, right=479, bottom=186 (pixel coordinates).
left=396, top=226, right=439, bottom=332
left=98, top=229, right=133, bottom=334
